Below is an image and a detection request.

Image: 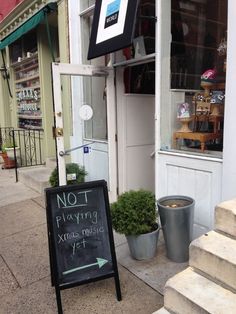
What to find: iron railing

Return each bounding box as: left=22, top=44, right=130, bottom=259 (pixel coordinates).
left=0, top=128, right=45, bottom=181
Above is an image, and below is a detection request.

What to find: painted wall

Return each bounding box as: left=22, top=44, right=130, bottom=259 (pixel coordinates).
left=0, top=0, right=23, bottom=22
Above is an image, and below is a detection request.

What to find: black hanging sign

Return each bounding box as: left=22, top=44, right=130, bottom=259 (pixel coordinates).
left=87, top=0, right=139, bottom=60
left=45, top=180, right=121, bottom=314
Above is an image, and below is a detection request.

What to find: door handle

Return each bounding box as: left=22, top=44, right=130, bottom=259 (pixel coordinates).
left=59, top=141, right=95, bottom=156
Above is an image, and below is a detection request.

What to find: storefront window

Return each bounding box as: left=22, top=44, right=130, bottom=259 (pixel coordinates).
left=118, top=0, right=156, bottom=95
left=171, top=0, right=227, bottom=90
left=10, top=31, right=37, bottom=63
left=79, top=0, right=95, bottom=12
left=166, top=0, right=227, bottom=156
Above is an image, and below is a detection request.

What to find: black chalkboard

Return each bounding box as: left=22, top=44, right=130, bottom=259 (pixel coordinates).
left=45, top=180, right=121, bottom=314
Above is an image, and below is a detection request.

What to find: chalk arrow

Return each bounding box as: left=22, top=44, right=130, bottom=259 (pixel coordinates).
left=62, top=258, right=108, bottom=275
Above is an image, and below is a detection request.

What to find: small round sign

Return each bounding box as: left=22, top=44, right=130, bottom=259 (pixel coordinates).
left=79, top=105, right=93, bottom=121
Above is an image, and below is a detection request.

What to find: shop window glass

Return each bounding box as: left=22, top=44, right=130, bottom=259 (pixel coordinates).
left=168, top=0, right=227, bottom=156
left=122, top=0, right=156, bottom=95
left=124, top=61, right=155, bottom=94
left=83, top=76, right=107, bottom=141
left=79, top=0, right=95, bottom=12
left=171, top=0, right=227, bottom=90
left=10, top=30, right=37, bottom=63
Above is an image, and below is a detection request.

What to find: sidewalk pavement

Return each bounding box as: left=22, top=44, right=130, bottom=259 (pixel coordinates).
left=0, top=168, right=187, bottom=314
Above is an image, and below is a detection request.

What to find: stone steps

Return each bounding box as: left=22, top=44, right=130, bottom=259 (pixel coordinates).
left=164, top=267, right=236, bottom=314
left=18, top=166, right=52, bottom=194
left=190, top=230, right=236, bottom=291
left=152, top=199, right=236, bottom=314
left=153, top=307, right=171, bottom=314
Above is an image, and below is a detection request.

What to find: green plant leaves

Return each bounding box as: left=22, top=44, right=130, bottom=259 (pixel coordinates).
left=49, top=163, right=87, bottom=187
left=111, top=190, right=158, bottom=236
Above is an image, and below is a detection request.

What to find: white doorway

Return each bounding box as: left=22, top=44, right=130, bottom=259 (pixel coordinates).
left=52, top=63, right=117, bottom=202
left=116, top=69, right=155, bottom=194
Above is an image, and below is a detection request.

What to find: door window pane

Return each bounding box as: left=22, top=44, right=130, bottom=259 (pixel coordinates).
left=83, top=76, right=107, bottom=141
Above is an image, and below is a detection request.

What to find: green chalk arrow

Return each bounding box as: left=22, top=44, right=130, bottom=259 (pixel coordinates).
left=62, top=258, right=108, bottom=275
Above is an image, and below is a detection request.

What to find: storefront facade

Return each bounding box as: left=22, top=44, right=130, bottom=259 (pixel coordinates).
left=1, top=0, right=235, bottom=238
left=0, top=0, right=61, bottom=161
left=65, top=0, right=233, bottom=238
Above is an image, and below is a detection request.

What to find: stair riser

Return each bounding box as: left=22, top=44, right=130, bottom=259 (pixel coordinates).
left=164, top=268, right=236, bottom=314
left=165, top=288, right=208, bottom=314
left=19, top=173, right=50, bottom=194
left=215, top=201, right=236, bottom=238
left=190, top=245, right=236, bottom=291
left=152, top=308, right=171, bottom=314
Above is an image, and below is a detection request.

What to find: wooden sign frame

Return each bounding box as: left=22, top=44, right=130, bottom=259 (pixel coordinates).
left=45, top=180, right=121, bottom=314
left=87, top=0, right=139, bottom=60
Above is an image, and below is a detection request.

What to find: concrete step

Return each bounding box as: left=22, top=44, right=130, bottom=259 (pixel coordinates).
left=153, top=307, right=171, bottom=314
left=189, top=230, right=236, bottom=291
left=18, top=166, right=52, bottom=194
left=45, top=157, right=57, bottom=170
left=215, top=199, right=236, bottom=238
left=164, top=267, right=236, bottom=314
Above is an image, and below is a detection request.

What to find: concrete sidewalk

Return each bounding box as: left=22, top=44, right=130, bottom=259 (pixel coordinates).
left=0, top=168, right=186, bottom=313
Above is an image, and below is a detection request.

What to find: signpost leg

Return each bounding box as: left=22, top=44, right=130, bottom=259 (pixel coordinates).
left=55, top=286, right=63, bottom=314
left=114, top=274, right=122, bottom=301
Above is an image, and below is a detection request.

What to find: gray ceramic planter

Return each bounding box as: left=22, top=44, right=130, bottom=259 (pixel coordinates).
left=157, top=195, right=194, bottom=263
left=126, top=226, right=160, bottom=260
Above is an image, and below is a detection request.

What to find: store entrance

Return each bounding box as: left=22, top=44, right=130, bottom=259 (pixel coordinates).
left=116, top=67, right=155, bottom=194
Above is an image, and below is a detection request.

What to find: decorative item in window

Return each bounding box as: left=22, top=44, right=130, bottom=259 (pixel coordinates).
left=200, top=68, right=217, bottom=96
left=194, top=94, right=211, bottom=116
left=217, top=36, right=227, bottom=72
left=217, top=37, right=227, bottom=56
left=177, top=102, right=191, bottom=118
left=177, top=102, right=193, bottom=133
left=210, top=90, right=225, bottom=116
left=133, top=36, right=146, bottom=58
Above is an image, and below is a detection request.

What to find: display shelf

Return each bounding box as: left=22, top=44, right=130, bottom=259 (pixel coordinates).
left=15, top=74, right=39, bottom=84
left=13, top=54, right=43, bottom=130
left=16, top=86, right=40, bottom=92
left=18, top=115, right=42, bottom=120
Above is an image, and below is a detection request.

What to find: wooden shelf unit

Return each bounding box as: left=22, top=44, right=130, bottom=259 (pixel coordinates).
left=13, top=55, right=43, bottom=130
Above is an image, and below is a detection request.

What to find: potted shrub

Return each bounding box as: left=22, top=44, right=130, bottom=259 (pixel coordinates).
left=1, top=142, right=20, bottom=159
left=49, top=162, right=87, bottom=187
left=111, top=189, right=160, bottom=260
left=0, top=142, right=19, bottom=169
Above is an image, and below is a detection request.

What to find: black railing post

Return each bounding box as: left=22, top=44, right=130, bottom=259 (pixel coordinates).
left=12, top=130, right=18, bottom=182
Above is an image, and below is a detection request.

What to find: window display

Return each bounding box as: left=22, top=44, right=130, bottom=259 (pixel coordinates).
left=169, top=0, right=227, bottom=155
left=13, top=54, right=42, bottom=130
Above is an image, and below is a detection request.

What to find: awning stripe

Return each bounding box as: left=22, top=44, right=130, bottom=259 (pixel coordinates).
left=0, top=3, right=56, bottom=50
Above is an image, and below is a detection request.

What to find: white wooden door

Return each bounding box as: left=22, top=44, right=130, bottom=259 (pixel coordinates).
left=117, top=93, right=155, bottom=193
left=52, top=63, right=117, bottom=202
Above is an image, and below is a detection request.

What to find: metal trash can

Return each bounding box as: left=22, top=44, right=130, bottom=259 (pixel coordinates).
left=157, top=195, right=194, bottom=263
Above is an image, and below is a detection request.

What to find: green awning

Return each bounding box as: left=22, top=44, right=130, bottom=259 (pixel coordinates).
left=0, top=3, right=56, bottom=50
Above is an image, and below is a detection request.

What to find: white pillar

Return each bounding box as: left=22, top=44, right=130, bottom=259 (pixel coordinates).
left=222, top=0, right=236, bottom=200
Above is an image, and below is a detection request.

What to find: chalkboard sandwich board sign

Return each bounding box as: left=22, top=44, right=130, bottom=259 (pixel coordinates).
left=45, top=180, right=121, bottom=314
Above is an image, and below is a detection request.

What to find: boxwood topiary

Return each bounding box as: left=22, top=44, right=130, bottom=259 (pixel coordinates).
left=110, top=189, right=158, bottom=236
left=49, top=163, right=87, bottom=187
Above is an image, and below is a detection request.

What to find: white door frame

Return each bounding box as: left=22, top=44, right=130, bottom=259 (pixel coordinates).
left=52, top=62, right=117, bottom=201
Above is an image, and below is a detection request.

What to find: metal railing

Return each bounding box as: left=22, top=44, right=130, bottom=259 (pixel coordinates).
left=0, top=128, right=45, bottom=181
